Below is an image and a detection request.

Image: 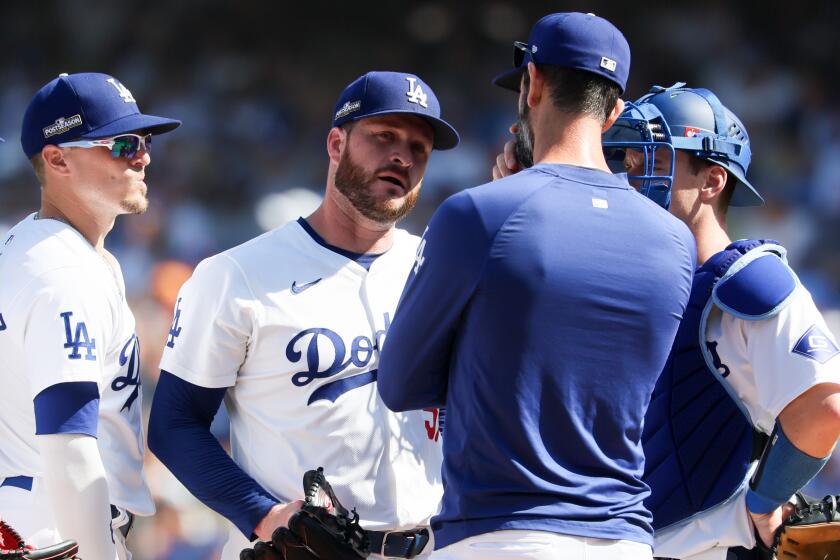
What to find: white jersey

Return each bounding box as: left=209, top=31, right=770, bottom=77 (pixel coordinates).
left=653, top=283, right=840, bottom=560
left=0, top=214, right=154, bottom=515
left=159, top=219, right=443, bottom=531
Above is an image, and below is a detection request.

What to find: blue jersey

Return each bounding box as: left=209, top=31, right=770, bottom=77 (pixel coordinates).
left=378, top=164, right=696, bottom=549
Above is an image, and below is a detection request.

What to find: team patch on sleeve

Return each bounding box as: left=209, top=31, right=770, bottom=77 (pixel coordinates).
left=792, top=324, right=840, bottom=364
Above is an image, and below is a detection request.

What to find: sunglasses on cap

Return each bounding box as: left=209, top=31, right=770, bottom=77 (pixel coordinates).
left=58, top=133, right=151, bottom=159
left=513, top=41, right=537, bottom=68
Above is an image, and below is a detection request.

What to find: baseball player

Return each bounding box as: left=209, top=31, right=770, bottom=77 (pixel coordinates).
left=0, top=73, right=180, bottom=560
left=147, top=71, right=459, bottom=560
left=378, top=13, right=695, bottom=560
left=600, top=85, right=840, bottom=560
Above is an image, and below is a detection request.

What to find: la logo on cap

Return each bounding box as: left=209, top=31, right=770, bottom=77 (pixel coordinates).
left=107, top=78, right=136, bottom=103
left=406, top=77, right=428, bottom=108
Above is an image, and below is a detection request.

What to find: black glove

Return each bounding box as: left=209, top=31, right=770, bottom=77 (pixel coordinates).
left=240, top=467, right=370, bottom=560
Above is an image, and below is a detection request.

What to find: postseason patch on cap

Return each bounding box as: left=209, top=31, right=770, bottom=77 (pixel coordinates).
left=43, top=114, right=83, bottom=138
left=335, top=100, right=362, bottom=120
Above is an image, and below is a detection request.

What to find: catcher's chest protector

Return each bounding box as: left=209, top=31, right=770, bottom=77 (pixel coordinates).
left=643, top=239, right=780, bottom=531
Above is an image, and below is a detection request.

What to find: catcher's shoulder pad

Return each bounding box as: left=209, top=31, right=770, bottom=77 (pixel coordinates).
left=712, top=244, right=797, bottom=320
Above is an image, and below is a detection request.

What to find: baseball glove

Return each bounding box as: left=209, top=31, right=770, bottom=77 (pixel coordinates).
left=241, top=467, right=370, bottom=560
left=757, top=493, right=840, bottom=559
left=0, top=520, right=80, bottom=560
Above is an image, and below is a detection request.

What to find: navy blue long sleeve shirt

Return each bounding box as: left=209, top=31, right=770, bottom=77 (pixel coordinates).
left=148, top=371, right=278, bottom=538
left=378, top=164, right=696, bottom=549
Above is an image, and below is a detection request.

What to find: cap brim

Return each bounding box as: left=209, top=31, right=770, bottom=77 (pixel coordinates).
left=81, top=113, right=181, bottom=139
left=346, top=110, right=460, bottom=150
left=707, top=157, right=764, bottom=207
left=493, top=67, right=525, bottom=92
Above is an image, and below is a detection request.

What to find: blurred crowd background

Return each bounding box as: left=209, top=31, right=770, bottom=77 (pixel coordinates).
left=2, top=1, right=840, bottom=558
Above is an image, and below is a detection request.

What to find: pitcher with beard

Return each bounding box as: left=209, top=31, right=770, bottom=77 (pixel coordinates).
left=148, top=71, right=459, bottom=560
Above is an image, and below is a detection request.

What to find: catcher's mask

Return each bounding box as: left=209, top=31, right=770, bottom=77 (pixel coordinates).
left=602, top=99, right=676, bottom=209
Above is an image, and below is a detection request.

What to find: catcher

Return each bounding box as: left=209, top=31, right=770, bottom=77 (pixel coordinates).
left=0, top=520, right=79, bottom=560
left=596, top=85, right=840, bottom=559
left=240, top=468, right=425, bottom=560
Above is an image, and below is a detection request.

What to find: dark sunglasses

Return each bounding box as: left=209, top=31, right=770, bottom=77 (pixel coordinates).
left=513, top=41, right=536, bottom=67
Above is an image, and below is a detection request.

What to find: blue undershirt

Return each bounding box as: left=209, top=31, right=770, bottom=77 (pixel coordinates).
left=148, top=371, right=277, bottom=538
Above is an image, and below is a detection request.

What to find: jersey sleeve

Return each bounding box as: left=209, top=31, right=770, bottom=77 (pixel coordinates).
left=378, top=191, right=491, bottom=411
left=160, top=254, right=259, bottom=389
left=23, top=267, right=111, bottom=398
left=716, top=284, right=840, bottom=433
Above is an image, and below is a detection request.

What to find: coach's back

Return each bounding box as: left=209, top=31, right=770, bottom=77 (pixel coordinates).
left=379, top=163, right=695, bottom=548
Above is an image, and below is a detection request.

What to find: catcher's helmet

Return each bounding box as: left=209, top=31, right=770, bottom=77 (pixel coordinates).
left=603, top=99, right=676, bottom=209
left=637, top=83, right=763, bottom=207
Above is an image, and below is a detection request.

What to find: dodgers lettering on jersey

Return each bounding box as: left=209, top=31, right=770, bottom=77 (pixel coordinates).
left=115, top=334, right=141, bottom=412
left=286, top=314, right=390, bottom=404
left=159, top=220, right=443, bottom=548
left=0, top=214, right=153, bottom=515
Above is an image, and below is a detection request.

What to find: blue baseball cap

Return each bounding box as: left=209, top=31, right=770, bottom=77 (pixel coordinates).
left=21, top=72, right=181, bottom=159
left=332, top=71, right=459, bottom=150
left=494, top=12, right=631, bottom=94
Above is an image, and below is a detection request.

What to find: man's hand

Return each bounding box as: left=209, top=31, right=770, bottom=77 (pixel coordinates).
left=254, top=500, right=304, bottom=541
left=749, top=502, right=794, bottom=548
left=492, top=124, right=524, bottom=180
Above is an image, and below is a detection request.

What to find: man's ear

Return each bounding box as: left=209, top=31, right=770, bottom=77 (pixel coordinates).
left=326, top=127, right=347, bottom=166
left=603, top=98, right=626, bottom=132
left=41, top=146, right=71, bottom=178
left=700, top=164, right=728, bottom=203
left=525, top=62, right=544, bottom=109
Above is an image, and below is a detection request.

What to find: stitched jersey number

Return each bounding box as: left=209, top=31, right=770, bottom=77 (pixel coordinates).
left=0, top=313, right=6, bottom=331
left=423, top=407, right=441, bottom=441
